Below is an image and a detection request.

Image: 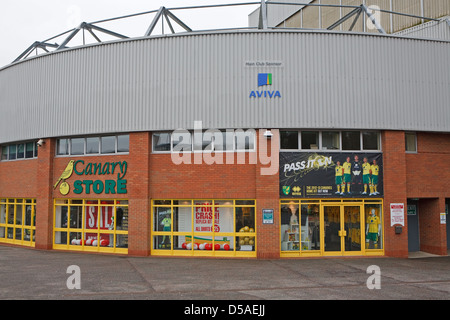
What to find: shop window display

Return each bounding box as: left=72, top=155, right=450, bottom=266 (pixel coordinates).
left=0, top=198, right=36, bottom=246
left=53, top=199, right=128, bottom=253
left=281, top=202, right=320, bottom=252
left=152, top=200, right=256, bottom=256
left=365, top=204, right=382, bottom=250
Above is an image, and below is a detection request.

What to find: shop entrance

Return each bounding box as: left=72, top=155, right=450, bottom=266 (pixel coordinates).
left=280, top=199, right=383, bottom=258
left=323, top=205, right=362, bottom=256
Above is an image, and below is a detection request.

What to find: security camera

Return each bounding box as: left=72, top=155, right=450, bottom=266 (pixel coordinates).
left=37, top=139, right=45, bottom=147
left=263, top=130, right=273, bottom=139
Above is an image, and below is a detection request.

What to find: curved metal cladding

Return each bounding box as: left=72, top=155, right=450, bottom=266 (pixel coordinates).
left=0, top=30, right=449, bottom=144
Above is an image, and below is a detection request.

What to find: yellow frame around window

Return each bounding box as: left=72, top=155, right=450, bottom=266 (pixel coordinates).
left=0, top=198, right=36, bottom=247
left=151, top=199, right=257, bottom=258
left=280, top=199, right=384, bottom=258
left=53, top=199, right=128, bottom=254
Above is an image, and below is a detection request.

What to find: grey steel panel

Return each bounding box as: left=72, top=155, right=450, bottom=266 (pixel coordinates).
left=0, top=30, right=449, bottom=144
left=395, top=17, right=450, bottom=41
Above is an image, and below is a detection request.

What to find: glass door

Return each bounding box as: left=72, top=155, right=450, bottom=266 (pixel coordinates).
left=323, top=205, right=363, bottom=256
left=343, top=206, right=362, bottom=255
left=324, top=206, right=341, bottom=253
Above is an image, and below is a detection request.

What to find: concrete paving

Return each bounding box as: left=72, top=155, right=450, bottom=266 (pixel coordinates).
left=1, top=245, right=450, bottom=300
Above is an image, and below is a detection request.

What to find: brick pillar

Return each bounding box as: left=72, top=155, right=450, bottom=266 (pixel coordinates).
left=127, top=132, right=151, bottom=256
left=382, top=131, right=408, bottom=258
left=256, top=129, right=280, bottom=259
left=419, top=197, right=447, bottom=255
left=35, top=138, right=55, bottom=250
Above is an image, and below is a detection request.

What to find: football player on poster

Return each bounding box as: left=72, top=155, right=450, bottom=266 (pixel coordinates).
left=335, top=161, right=344, bottom=195
left=370, top=159, right=380, bottom=195
left=362, top=157, right=371, bottom=195
left=351, top=155, right=362, bottom=194
left=343, top=157, right=352, bottom=194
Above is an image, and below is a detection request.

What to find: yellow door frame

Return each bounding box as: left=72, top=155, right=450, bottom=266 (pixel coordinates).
left=321, top=203, right=365, bottom=257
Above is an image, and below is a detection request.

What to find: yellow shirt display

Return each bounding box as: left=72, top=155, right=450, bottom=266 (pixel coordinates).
left=367, top=215, right=380, bottom=233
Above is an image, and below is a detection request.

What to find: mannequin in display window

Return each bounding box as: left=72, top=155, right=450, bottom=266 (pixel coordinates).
left=161, top=214, right=171, bottom=249
left=366, top=208, right=381, bottom=249
left=289, top=204, right=298, bottom=226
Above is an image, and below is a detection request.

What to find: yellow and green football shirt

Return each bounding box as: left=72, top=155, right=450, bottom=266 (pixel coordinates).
left=362, top=163, right=371, bottom=175
left=367, top=215, right=380, bottom=233
left=343, top=162, right=351, bottom=175
left=370, top=164, right=379, bottom=176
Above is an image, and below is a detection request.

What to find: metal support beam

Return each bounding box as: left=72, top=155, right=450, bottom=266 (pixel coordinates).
left=165, top=9, right=192, bottom=32
left=348, top=7, right=363, bottom=31
left=145, top=6, right=165, bottom=36
left=88, top=24, right=129, bottom=39
left=13, top=42, right=40, bottom=62
left=258, top=0, right=268, bottom=30
left=362, top=4, right=386, bottom=34
left=57, top=24, right=84, bottom=50
left=327, top=7, right=361, bottom=30
left=163, top=12, right=176, bottom=34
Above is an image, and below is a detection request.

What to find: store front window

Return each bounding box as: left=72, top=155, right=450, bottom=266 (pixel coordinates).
left=364, top=204, right=383, bottom=250
left=0, top=198, right=36, bottom=247
left=152, top=200, right=256, bottom=257
left=280, top=199, right=383, bottom=257
left=53, top=199, right=128, bottom=254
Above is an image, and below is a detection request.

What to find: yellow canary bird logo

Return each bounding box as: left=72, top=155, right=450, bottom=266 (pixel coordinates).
left=54, top=160, right=75, bottom=190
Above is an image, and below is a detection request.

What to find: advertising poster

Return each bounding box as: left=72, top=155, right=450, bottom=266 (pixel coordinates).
left=85, top=205, right=114, bottom=243
left=280, top=152, right=383, bottom=198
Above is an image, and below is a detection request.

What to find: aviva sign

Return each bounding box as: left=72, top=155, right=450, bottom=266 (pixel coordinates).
left=250, top=73, right=281, bottom=99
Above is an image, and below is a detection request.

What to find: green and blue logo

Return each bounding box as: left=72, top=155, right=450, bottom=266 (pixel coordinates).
left=258, top=73, right=272, bottom=87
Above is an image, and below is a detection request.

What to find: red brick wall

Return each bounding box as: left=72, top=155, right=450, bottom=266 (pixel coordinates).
left=406, top=132, right=450, bottom=255
left=406, top=132, right=450, bottom=198
left=149, top=153, right=257, bottom=199
left=418, top=198, right=447, bottom=255
left=0, top=158, right=38, bottom=197
left=382, top=131, right=408, bottom=258
left=35, top=139, right=55, bottom=250
left=256, top=129, right=280, bottom=259
left=127, top=132, right=151, bottom=256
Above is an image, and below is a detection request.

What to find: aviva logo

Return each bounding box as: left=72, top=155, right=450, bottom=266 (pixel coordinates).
left=258, top=73, right=272, bottom=87
left=250, top=73, right=281, bottom=99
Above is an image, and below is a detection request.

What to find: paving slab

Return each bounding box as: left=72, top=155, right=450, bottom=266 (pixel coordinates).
left=1, top=246, right=449, bottom=301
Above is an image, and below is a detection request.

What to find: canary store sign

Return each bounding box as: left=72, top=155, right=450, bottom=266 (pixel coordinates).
left=54, top=160, right=128, bottom=196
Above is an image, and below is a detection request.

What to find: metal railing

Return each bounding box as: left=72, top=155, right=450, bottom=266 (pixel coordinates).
left=13, top=1, right=445, bottom=64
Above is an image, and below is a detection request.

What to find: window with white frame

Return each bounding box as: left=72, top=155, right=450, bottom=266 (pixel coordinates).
left=56, top=135, right=129, bottom=156
left=152, top=129, right=256, bottom=153
left=0, top=142, right=38, bottom=161
left=280, top=130, right=381, bottom=152
left=405, top=132, right=417, bottom=153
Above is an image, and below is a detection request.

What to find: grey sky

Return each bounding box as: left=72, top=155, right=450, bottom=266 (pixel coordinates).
left=0, top=0, right=260, bottom=68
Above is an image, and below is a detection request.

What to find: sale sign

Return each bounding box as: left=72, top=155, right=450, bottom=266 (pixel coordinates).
left=85, top=205, right=114, bottom=244
left=193, top=202, right=233, bottom=233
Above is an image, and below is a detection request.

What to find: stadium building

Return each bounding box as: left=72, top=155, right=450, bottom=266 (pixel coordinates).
left=0, top=1, right=449, bottom=259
